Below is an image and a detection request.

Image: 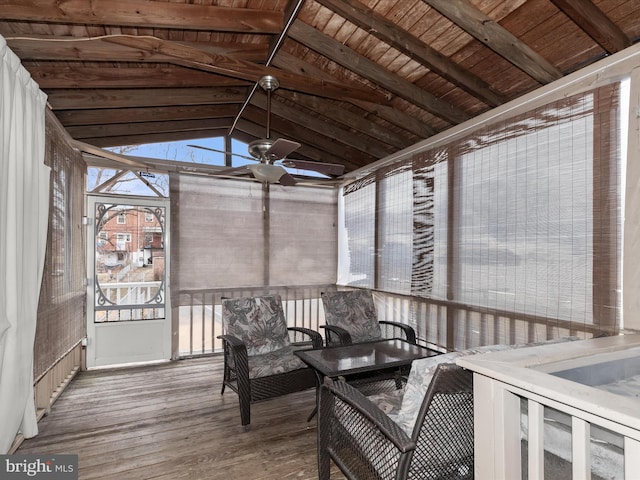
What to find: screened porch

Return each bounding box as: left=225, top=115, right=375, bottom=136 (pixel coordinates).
left=5, top=30, right=640, bottom=480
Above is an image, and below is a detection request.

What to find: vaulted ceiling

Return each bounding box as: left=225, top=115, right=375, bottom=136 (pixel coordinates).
left=1, top=0, right=639, bottom=175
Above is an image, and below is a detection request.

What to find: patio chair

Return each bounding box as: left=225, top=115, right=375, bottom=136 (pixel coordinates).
left=317, top=336, right=583, bottom=479
left=318, top=362, right=474, bottom=480
left=320, top=290, right=416, bottom=347
left=218, top=294, right=323, bottom=428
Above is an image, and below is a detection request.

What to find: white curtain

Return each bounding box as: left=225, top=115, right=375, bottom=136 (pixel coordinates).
left=0, top=34, right=50, bottom=453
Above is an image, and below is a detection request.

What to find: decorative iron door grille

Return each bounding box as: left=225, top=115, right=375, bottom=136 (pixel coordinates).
left=94, top=202, right=166, bottom=322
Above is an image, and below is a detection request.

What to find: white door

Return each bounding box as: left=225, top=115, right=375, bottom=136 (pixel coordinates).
left=86, top=196, right=171, bottom=368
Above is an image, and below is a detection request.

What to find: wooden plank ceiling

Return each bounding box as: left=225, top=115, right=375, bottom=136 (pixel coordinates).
left=1, top=0, right=639, bottom=174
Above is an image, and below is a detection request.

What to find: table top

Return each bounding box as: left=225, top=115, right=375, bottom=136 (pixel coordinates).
left=294, top=338, right=437, bottom=378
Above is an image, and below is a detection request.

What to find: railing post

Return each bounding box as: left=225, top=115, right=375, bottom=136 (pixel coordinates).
left=572, top=417, right=591, bottom=479
left=527, top=399, right=545, bottom=480
left=473, top=373, right=522, bottom=479
left=625, top=437, right=640, bottom=478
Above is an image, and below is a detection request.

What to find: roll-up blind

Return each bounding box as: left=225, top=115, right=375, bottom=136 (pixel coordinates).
left=171, top=175, right=264, bottom=290
left=378, top=167, right=413, bottom=294
left=450, top=84, right=620, bottom=328
left=171, top=175, right=339, bottom=292
left=412, top=148, right=449, bottom=300
left=340, top=82, right=621, bottom=332
left=338, top=183, right=375, bottom=288
left=269, top=185, right=338, bottom=286
left=35, top=114, right=86, bottom=379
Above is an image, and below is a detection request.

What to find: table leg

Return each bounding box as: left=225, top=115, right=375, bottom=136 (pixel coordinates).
left=307, top=369, right=324, bottom=422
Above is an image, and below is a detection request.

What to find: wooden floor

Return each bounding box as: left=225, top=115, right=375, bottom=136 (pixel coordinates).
left=17, top=356, right=345, bottom=480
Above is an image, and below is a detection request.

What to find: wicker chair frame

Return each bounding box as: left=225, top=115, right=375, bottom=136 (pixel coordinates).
left=218, top=326, right=323, bottom=428
left=320, top=290, right=416, bottom=347
left=318, top=363, right=474, bottom=479
left=322, top=320, right=416, bottom=347
left=320, top=290, right=418, bottom=391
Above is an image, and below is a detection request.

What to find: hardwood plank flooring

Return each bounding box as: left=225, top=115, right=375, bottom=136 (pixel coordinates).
left=16, top=356, right=346, bottom=480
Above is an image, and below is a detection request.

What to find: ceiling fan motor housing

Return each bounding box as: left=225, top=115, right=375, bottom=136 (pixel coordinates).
left=248, top=138, right=276, bottom=162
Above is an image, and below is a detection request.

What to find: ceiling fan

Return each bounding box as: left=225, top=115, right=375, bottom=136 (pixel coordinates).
left=188, top=75, right=345, bottom=186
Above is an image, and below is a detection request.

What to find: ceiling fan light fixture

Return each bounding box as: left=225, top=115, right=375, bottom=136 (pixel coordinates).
left=248, top=163, right=286, bottom=183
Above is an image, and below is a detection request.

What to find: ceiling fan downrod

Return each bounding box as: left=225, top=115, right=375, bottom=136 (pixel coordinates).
left=259, top=75, right=278, bottom=140
left=248, top=75, right=280, bottom=162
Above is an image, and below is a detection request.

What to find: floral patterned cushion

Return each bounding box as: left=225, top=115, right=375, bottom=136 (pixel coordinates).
left=394, top=337, right=581, bottom=435
left=366, top=389, right=405, bottom=421
left=222, top=295, right=290, bottom=356
left=321, top=290, right=381, bottom=343
left=247, top=345, right=309, bottom=379
left=394, top=344, right=516, bottom=434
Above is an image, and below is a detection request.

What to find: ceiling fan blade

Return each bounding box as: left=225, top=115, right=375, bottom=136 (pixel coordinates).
left=280, top=159, right=345, bottom=177
left=264, top=138, right=301, bottom=160
left=278, top=173, right=297, bottom=187
left=215, top=165, right=251, bottom=176
left=188, top=144, right=255, bottom=162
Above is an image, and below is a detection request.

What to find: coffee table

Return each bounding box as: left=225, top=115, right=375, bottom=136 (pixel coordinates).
left=295, top=338, right=438, bottom=420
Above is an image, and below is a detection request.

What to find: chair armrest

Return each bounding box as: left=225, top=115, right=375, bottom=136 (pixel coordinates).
left=217, top=334, right=248, bottom=366
left=288, top=327, right=324, bottom=349
left=379, top=320, right=416, bottom=344
left=320, top=325, right=353, bottom=346
left=320, top=378, right=415, bottom=453
left=217, top=333, right=245, bottom=351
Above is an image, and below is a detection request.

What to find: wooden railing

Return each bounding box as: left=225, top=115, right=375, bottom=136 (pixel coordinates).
left=458, top=335, right=640, bottom=479
left=176, top=286, right=605, bottom=357
left=176, top=284, right=335, bottom=357
left=375, top=290, right=604, bottom=351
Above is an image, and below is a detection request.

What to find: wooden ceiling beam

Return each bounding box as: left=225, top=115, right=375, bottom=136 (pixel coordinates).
left=314, top=0, right=506, bottom=107
left=66, top=117, right=233, bottom=141
left=103, top=35, right=388, bottom=103
left=0, top=0, right=283, bottom=33
left=288, top=21, right=470, bottom=125
left=422, top=0, right=563, bottom=84
left=250, top=94, right=395, bottom=158
left=550, top=0, right=631, bottom=54
left=271, top=51, right=436, bottom=138
left=83, top=129, right=231, bottom=148
left=282, top=91, right=415, bottom=150
left=351, top=99, right=436, bottom=139
left=46, top=87, right=248, bottom=110
left=6, top=36, right=269, bottom=62
left=29, top=65, right=251, bottom=89
left=229, top=0, right=306, bottom=139
left=56, top=105, right=240, bottom=127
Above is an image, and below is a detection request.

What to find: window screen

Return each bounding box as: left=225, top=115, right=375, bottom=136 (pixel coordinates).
left=338, top=182, right=375, bottom=288
left=340, top=82, right=621, bottom=332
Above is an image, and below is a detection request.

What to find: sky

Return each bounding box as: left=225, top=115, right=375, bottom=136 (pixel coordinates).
left=108, top=137, right=253, bottom=168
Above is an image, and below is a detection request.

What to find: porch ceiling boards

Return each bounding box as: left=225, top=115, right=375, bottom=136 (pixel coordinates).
left=1, top=0, right=639, bottom=173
